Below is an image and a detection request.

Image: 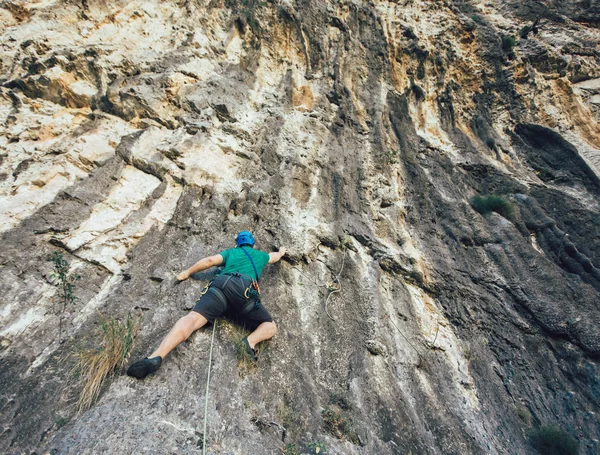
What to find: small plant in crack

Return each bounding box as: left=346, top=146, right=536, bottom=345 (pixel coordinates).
left=308, top=440, right=328, bottom=454
left=48, top=251, right=80, bottom=343
left=515, top=406, right=532, bottom=426
left=470, top=194, right=515, bottom=220
left=322, top=408, right=360, bottom=444
left=385, top=149, right=400, bottom=164
left=280, top=443, right=299, bottom=455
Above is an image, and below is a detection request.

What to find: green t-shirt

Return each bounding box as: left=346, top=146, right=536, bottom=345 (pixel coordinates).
left=219, top=246, right=270, bottom=279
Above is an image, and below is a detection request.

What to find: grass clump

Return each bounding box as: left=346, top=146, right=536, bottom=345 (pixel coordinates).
left=228, top=319, right=271, bottom=373
left=515, top=406, right=532, bottom=425
left=529, top=426, right=579, bottom=455
left=329, top=391, right=352, bottom=410
left=48, top=251, right=80, bottom=343
left=322, top=408, right=360, bottom=444
left=73, top=313, right=140, bottom=413
left=385, top=149, right=399, bottom=164
left=232, top=330, right=259, bottom=374
left=221, top=320, right=258, bottom=373
left=280, top=443, right=299, bottom=455
left=52, top=411, right=69, bottom=429
left=470, top=194, right=515, bottom=219
left=276, top=398, right=306, bottom=435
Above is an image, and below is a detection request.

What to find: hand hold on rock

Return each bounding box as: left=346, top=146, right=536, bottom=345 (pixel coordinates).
left=365, top=339, right=387, bottom=356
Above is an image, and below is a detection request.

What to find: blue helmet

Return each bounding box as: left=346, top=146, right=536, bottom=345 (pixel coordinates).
left=236, top=231, right=255, bottom=247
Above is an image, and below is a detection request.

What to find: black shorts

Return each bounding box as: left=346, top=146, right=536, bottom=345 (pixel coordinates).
left=192, top=273, right=273, bottom=331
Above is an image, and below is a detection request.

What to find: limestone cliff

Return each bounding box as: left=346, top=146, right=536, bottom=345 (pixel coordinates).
left=1, top=0, right=599, bottom=454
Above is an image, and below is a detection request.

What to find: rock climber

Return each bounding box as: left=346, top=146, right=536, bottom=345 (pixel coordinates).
left=127, top=231, right=286, bottom=379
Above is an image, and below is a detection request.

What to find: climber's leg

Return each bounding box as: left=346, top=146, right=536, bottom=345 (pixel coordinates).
left=150, top=311, right=208, bottom=359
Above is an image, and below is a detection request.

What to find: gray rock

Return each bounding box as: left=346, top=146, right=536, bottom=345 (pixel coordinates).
left=0, top=1, right=599, bottom=455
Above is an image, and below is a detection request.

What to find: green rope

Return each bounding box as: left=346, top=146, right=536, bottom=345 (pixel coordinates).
left=202, top=320, right=217, bottom=455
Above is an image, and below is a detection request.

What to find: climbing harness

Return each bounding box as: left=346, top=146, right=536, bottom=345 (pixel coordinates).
left=198, top=246, right=262, bottom=315
left=202, top=319, right=217, bottom=455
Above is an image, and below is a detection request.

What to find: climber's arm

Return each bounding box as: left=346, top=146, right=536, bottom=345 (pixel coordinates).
left=177, top=254, right=224, bottom=281
left=268, top=247, right=287, bottom=264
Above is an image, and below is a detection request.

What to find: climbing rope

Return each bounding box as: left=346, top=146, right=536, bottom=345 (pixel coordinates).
left=325, top=247, right=346, bottom=321
left=385, top=314, right=423, bottom=367
left=381, top=280, right=424, bottom=367
left=291, top=246, right=347, bottom=321
left=202, top=320, right=217, bottom=455
left=425, top=316, right=440, bottom=349
left=324, top=286, right=341, bottom=321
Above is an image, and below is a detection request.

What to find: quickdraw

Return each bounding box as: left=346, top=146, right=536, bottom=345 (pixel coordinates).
left=244, top=280, right=261, bottom=300
left=200, top=279, right=213, bottom=296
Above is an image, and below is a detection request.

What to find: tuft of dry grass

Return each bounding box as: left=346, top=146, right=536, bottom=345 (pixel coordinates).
left=232, top=333, right=258, bottom=374
left=223, top=321, right=265, bottom=374
left=73, top=313, right=140, bottom=413
left=322, top=407, right=360, bottom=445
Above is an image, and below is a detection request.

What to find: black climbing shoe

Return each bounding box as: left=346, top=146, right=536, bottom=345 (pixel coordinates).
left=126, top=356, right=162, bottom=379
left=242, top=338, right=258, bottom=362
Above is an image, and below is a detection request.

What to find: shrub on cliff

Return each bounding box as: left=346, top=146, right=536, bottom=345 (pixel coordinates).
left=502, top=35, right=517, bottom=53
left=470, top=195, right=515, bottom=219
left=322, top=408, right=360, bottom=444
left=47, top=251, right=80, bottom=343
left=528, top=426, right=579, bottom=455
left=520, top=25, right=533, bottom=39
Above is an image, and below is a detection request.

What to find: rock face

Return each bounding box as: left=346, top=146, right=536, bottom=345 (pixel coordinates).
left=1, top=0, right=599, bottom=454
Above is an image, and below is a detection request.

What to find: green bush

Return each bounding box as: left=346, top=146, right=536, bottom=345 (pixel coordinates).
left=520, top=25, right=532, bottom=39
left=280, top=443, right=299, bottom=455
left=470, top=195, right=514, bottom=219
left=308, top=441, right=327, bottom=454
left=529, top=426, right=579, bottom=455
left=385, top=149, right=399, bottom=164
left=48, top=251, right=81, bottom=343
left=322, top=408, right=359, bottom=444
left=502, top=35, right=517, bottom=52
left=515, top=406, right=532, bottom=426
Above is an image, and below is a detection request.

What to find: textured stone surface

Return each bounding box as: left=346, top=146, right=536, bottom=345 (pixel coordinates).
left=0, top=0, right=599, bottom=454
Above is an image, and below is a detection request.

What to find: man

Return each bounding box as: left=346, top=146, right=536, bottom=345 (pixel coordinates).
left=127, top=231, right=286, bottom=379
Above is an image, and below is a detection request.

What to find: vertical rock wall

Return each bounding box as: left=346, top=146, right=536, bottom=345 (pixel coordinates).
left=0, top=0, right=599, bottom=454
